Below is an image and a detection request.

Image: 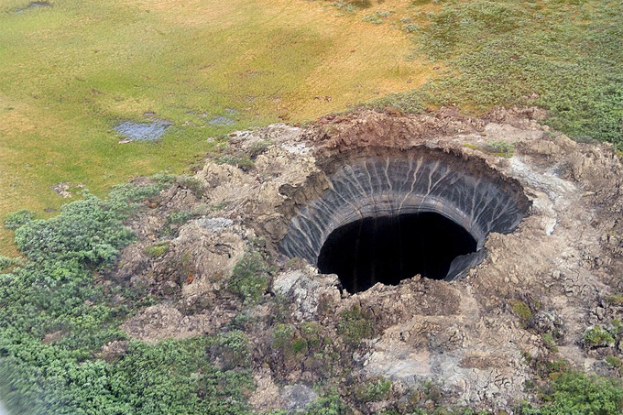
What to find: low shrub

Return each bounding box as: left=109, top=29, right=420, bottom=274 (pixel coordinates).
left=228, top=251, right=272, bottom=304
left=177, top=176, right=206, bottom=198
left=14, top=194, right=135, bottom=266
left=3, top=209, right=35, bottom=230
left=583, top=325, right=616, bottom=348
left=248, top=140, right=272, bottom=159
left=159, top=210, right=197, bottom=236
left=519, top=371, right=623, bottom=415
left=338, top=305, right=377, bottom=347
left=211, top=330, right=252, bottom=370
left=0, top=182, right=255, bottom=414
left=305, top=394, right=349, bottom=415
left=354, top=379, right=392, bottom=403
left=217, top=154, right=255, bottom=171
left=0, top=256, right=18, bottom=271
left=485, top=141, right=515, bottom=157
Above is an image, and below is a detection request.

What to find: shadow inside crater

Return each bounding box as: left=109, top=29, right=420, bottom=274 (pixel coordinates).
left=318, top=212, right=477, bottom=293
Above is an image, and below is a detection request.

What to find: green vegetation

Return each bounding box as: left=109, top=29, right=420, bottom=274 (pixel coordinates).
left=272, top=322, right=327, bottom=358
left=464, top=140, right=515, bottom=158
left=304, top=394, right=348, bottom=415
left=0, top=183, right=258, bottom=414
left=510, top=299, right=534, bottom=329
left=332, top=0, right=373, bottom=13
left=210, top=330, right=252, bottom=370
left=228, top=251, right=272, bottom=304
left=521, top=343, right=623, bottom=414
left=605, top=356, right=622, bottom=370
left=583, top=325, right=616, bottom=348
left=2, top=0, right=623, bottom=413
left=159, top=210, right=198, bottom=237
left=3, top=210, right=35, bottom=230
left=272, top=323, right=303, bottom=355
left=363, top=10, right=394, bottom=24
left=144, top=241, right=170, bottom=258
left=354, top=378, right=392, bottom=403
left=247, top=140, right=272, bottom=159
left=604, top=295, right=623, bottom=305
left=396, top=408, right=487, bottom=415
left=382, top=0, right=623, bottom=148
left=338, top=305, right=377, bottom=347
left=217, top=154, right=256, bottom=172
left=541, top=333, right=559, bottom=354
left=484, top=141, right=515, bottom=158
left=519, top=371, right=623, bottom=415
left=214, top=138, right=273, bottom=172
left=0, top=0, right=423, bottom=256
left=0, top=256, right=18, bottom=271
left=177, top=176, right=206, bottom=199
left=0, top=171, right=622, bottom=415
left=268, top=320, right=340, bottom=384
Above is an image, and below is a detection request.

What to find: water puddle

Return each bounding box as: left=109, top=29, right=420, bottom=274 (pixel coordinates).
left=13, top=1, right=52, bottom=13
left=208, top=108, right=238, bottom=126
left=114, top=120, right=171, bottom=143
left=209, top=116, right=236, bottom=126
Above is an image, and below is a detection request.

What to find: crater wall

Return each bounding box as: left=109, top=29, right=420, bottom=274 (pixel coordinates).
left=279, top=148, right=530, bottom=279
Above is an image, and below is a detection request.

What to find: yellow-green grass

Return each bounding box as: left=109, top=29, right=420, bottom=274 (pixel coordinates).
left=0, top=0, right=435, bottom=255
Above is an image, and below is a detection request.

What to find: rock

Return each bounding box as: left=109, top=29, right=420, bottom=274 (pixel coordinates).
left=121, top=304, right=235, bottom=343
left=51, top=182, right=72, bottom=198
left=162, top=280, right=179, bottom=295
left=272, top=267, right=340, bottom=320
left=248, top=370, right=284, bottom=413
left=281, top=384, right=318, bottom=412
left=191, top=217, right=233, bottom=231
left=100, top=340, right=129, bottom=362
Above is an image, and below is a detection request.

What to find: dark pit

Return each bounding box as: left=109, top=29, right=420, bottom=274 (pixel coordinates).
left=317, top=212, right=477, bottom=293
left=280, top=149, right=531, bottom=293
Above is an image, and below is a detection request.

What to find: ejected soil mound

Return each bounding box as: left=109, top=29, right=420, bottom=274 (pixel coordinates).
left=111, top=108, right=623, bottom=412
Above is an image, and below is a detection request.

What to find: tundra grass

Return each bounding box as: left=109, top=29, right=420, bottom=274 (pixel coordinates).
left=0, top=0, right=433, bottom=255
left=368, top=0, right=623, bottom=147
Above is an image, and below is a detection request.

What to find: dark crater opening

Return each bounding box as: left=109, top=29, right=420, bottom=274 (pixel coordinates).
left=318, top=213, right=477, bottom=293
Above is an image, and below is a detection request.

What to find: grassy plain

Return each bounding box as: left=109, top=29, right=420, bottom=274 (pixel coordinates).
left=2, top=0, right=622, bottom=256
left=377, top=0, right=623, bottom=146
left=0, top=0, right=434, bottom=255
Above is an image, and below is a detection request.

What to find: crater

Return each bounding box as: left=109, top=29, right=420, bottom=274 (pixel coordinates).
left=280, top=148, right=530, bottom=293
left=318, top=212, right=478, bottom=293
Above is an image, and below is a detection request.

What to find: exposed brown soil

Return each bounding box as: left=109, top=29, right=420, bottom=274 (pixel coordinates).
left=109, top=108, right=623, bottom=413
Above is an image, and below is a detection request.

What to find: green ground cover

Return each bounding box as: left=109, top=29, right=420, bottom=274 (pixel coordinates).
left=373, top=0, right=623, bottom=146
left=0, top=182, right=254, bottom=414
left=0, top=0, right=428, bottom=255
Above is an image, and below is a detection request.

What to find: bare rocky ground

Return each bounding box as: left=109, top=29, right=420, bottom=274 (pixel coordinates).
left=110, top=108, right=623, bottom=413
